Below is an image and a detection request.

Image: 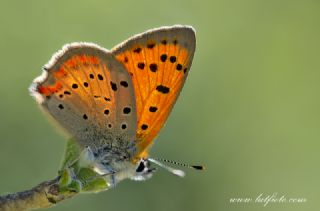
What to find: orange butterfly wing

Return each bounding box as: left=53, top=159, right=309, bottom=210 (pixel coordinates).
left=111, top=26, right=196, bottom=158
left=30, top=43, right=137, bottom=150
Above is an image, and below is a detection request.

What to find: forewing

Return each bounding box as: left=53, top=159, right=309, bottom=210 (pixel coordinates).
left=111, top=26, right=196, bottom=157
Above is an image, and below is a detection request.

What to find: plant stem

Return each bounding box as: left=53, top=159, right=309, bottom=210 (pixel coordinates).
left=0, top=177, right=77, bottom=211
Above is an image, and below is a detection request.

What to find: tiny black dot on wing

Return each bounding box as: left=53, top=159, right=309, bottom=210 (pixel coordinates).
left=72, top=84, right=78, bottom=89
left=141, top=124, right=148, bottom=130
left=149, top=106, right=158, bottom=112
left=89, top=74, right=94, bottom=79
left=156, top=85, right=170, bottom=94
left=120, top=81, right=128, bottom=87
left=137, top=62, right=145, bottom=70
left=83, top=114, right=88, bottom=120
left=147, top=43, right=156, bottom=49
left=160, top=54, right=167, bottom=62
left=149, top=63, right=158, bottom=72
left=84, top=82, right=89, bottom=87
left=170, top=56, right=177, bottom=63
left=110, top=81, right=117, bottom=91
left=98, top=74, right=103, bottom=80
left=133, top=47, right=142, bottom=53
left=58, top=104, right=64, bottom=109
left=176, top=64, right=183, bottom=71
left=123, top=107, right=131, bottom=114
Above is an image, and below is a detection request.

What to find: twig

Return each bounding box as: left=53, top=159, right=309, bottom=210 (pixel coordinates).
left=0, top=177, right=77, bottom=211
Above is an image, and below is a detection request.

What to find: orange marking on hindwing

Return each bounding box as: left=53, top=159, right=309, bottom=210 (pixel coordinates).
left=65, top=55, right=100, bottom=68
left=65, top=58, right=77, bottom=68
left=38, top=81, right=63, bottom=96
left=53, top=67, right=67, bottom=78
left=89, top=56, right=99, bottom=64
left=79, top=55, right=87, bottom=63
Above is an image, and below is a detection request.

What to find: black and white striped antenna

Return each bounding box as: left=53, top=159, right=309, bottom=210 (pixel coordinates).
left=148, top=158, right=205, bottom=177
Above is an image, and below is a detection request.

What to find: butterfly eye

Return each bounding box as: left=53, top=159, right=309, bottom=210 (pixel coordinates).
left=136, top=161, right=146, bottom=173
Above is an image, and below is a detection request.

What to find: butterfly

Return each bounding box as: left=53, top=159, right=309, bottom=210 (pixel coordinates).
left=30, top=25, right=201, bottom=191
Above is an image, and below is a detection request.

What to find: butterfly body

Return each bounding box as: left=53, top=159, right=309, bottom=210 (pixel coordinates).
left=30, top=25, right=196, bottom=190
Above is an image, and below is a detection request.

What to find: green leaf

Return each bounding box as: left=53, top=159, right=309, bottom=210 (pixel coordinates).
left=58, top=139, right=111, bottom=193
left=61, top=138, right=81, bottom=170
left=58, top=168, right=72, bottom=187
left=82, top=177, right=110, bottom=193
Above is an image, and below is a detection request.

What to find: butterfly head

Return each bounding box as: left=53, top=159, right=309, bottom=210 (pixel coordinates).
left=90, top=148, right=155, bottom=183
left=130, top=159, right=156, bottom=181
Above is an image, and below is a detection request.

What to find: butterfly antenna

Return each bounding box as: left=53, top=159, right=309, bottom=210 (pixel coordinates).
left=148, top=158, right=205, bottom=177
left=156, top=158, right=205, bottom=170
left=148, top=158, right=185, bottom=177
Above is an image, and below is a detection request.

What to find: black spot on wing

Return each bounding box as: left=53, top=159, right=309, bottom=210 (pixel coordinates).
left=149, top=63, right=158, bottom=72
left=120, top=81, right=128, bottom=87
left=123, top=107, right=131, bottom=114
left=110, top=81, right=117, bottom=91
left=138, top=62, right=145, bottom=70
left=170, top=56, right=176, bottom=63
left=133, top=47, right=142, bottom=53
left=149, top=106, right=158, bottom=112
left=98, top=74, right=104, bottom=80
left=176, top=64, right=183, bottom=71
left=141, top=124, right=148, bottom=130
left=160, top=54, right=167, bottom=62
left=147, top=43, right=155, bottom=49
left=121, top=123, right=127, bottom=129
left=156, top=85, right=170, bottom=94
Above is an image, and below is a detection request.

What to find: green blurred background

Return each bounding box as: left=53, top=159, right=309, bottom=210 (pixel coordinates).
left=0, top=0, right=319, bottom=210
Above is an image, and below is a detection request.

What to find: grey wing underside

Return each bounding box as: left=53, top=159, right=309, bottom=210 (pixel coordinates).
left=30, top=43, right=137, bottom=152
